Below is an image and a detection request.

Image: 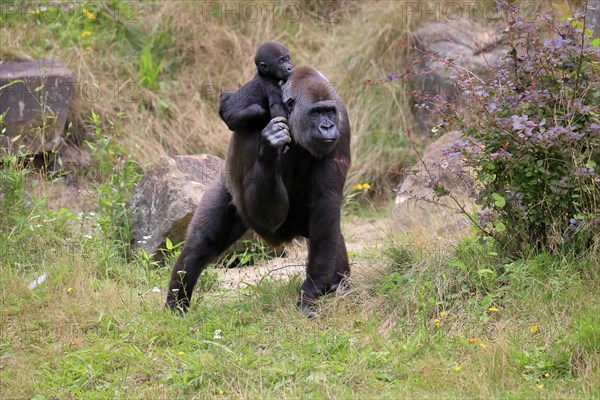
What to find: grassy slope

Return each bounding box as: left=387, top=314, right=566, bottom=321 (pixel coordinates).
left=1, top=1, right=598, bottom=399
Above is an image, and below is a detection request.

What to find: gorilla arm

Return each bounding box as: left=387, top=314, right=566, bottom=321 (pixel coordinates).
left=241, top=117, right=292, bottom=232
left=300, top=153, right=350, bottom=312
left=218, top=80, right=269, bottom=131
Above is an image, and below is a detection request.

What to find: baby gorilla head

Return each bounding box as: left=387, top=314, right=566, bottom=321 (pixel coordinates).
left=255, top=41, right=294, bottom=82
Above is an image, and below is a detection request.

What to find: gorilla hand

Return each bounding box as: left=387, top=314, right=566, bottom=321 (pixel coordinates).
left=259, top=117, right=291, bottom=161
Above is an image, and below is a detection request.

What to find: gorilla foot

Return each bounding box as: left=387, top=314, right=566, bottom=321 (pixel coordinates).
left=165, top=297, right=189, bottom=316
left=330, top=279, right=349, bottom=296
left=298, top=289, right=320, bottom=318
left=300, top=305, right=319, bottom=319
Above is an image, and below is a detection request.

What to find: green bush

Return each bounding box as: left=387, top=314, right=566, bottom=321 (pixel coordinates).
left=423, top=2, right=600, bottom=253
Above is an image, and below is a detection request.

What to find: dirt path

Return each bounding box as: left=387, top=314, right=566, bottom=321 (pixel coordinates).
left=216, top=216, right=390, bottom=289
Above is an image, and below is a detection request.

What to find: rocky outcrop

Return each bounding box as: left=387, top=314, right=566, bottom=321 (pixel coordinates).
left=129, top=154, right=224, bottom=259
left=393, top=131, right=473, bottom=235
left=0, top=59, right=73, bottom=155
left=409, top=21, right=506, bottom=135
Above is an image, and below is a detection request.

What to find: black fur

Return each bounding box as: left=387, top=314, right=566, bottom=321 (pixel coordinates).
left=166, top=66, right=351, bottom=316
left=219, top=41, right=293, bottom=131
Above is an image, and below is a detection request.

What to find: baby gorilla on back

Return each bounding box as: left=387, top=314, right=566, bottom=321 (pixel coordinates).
left=219, top=41, right=294, bottom=131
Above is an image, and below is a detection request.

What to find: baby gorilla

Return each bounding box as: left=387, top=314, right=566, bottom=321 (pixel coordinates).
left=219, top=41, right=293, bottom=131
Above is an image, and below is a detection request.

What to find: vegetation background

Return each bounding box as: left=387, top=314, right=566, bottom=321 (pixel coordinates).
left=1, top=0, right=598, bottom=399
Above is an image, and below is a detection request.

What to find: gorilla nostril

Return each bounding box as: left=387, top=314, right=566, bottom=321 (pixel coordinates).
left=320, top=127, right=336, bottom=137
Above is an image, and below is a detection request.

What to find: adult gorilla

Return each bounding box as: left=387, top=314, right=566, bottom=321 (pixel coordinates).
left=166, top=66, right=351, bottom=316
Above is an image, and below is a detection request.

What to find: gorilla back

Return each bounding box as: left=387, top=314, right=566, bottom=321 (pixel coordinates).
left=166, top=66, right=351, bottom=316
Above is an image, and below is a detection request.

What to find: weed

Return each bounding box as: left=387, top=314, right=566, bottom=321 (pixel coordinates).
left=138, top=41, right=165, bottom=91
left=84, top=111, right=141, bottom=250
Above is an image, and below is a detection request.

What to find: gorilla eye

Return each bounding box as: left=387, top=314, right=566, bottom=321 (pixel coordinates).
left=311, top=110, right=319, bottom=117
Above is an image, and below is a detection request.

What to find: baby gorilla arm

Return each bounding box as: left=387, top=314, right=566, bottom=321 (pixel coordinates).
left=219, top=88, right=269, bottom=131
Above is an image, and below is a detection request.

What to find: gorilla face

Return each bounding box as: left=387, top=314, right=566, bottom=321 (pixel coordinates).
left=304, top=101, right=339, bottom=156
left=273, top=54, right=294, bottom=81
left=283, top=68, right=342, bottom=158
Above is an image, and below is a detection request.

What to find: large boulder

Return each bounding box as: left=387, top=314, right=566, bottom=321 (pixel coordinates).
left=409, top=21, right=506, bottom=135
left=0, top=59, right=73, bottom=155
left=129, top=154, right=224, bottom=259
left=393, top=131, right=473, bottom=236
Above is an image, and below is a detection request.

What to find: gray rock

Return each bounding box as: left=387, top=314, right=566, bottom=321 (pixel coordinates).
left=409, top=21, right=506, bottom=135
left=129, top=154, right=224, bottom=260
left=0, top=59, right=73, bottom=155
left=394, top=131, right=473, bottom=235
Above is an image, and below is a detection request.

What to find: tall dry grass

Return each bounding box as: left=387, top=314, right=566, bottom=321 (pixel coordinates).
left=1, top=0, right=578, bottom=192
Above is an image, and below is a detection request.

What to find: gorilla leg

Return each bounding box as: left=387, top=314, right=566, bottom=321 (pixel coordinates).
left=166, top=178, right=247, bottom=312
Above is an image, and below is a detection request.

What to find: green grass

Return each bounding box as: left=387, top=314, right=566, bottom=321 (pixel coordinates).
left=1, top=147, right=599, bottom=398
left=1, top=175, right=598, bottom=398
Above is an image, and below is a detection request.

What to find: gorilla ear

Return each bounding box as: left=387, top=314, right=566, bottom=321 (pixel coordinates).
left=259, top=61, right=269, bottom=74
left=286, top=98, right=295, bottom=112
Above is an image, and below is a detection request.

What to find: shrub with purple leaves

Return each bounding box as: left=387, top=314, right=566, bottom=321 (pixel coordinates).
left=435, top=2, right=599, bottom=252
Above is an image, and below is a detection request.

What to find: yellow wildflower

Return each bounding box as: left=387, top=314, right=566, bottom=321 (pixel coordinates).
left=535, top=383, right=543, bottom=389
left=81, top=31, right=92, bottom=37
left=353, top=184, right=363, bottom=191
left=433, top=319, right=440, bottom=328
left=219, top=390, right=224, bottom=395
left=544, top=372, right=550, bottom=378
left=479, top=343, right=487, bottom=349
left=453, top=365, right=461, bottom=372
left=66, top=287, right=73, bottom=294
left=530, top=325, right=539, bottom=334
left=362, top=183, right=371, bottom=190
left=488, top=307, right=499, bottom=312
left=83, top=9, right=96, bottom=20
left=177, top=351, right=184, bottom=356
left=440, top=311, right=447, bottom=317
left=468, top=337, right=476, bottom=343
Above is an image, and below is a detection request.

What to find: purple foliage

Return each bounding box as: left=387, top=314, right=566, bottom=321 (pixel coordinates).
left=411, top=0, right=600, bottom=252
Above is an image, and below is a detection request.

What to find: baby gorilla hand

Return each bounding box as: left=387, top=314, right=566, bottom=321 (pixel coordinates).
left=259, top=117, right=291, bottom=161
